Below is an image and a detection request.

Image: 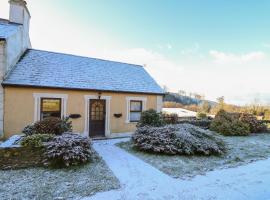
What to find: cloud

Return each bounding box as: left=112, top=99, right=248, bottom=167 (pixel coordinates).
left=209, top=50, right=266, bottom=64
left=262, top=43, right=270, bottom=48
left=100, top=48, right=183, bottom=88
left=181, top=43, right=200, bottom=56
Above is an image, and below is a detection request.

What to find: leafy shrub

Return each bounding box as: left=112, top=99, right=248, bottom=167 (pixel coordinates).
left=178, top=119, right=212, bottom=129
left=43, top=133, right=94, bottom=168
left=239, top=113, right=267, bottom=133
left=20, top=134, right=54, bottom=148
left=137, top=109, right=164, bottom=127
left=132, top=124, right=225, bottom=155
left=196, top=112, right=208, bottom=119
left=162, top=113, right=179, bottom=124
left=210, top=110, right=250, bottom=136
left=22, top=117, right=72, bottom=136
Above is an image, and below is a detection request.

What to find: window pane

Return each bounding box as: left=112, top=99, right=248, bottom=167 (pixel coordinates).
left=42, top=99, right=61, bottom=112
left=41, top=98, right=61, bottom=120
left=130, top=101, right=142, bottom=111
left=130, top=112, right=141, bottom=122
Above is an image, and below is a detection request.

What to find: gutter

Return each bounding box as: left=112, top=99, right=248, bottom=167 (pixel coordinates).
left=1, top=83, right=165, bottom=96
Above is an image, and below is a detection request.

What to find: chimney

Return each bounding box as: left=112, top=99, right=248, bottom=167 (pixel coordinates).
left=9, top=0, right=31, bottom=48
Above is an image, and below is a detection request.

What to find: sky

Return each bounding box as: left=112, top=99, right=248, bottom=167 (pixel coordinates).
left=1, top=0, right=270, bottom=105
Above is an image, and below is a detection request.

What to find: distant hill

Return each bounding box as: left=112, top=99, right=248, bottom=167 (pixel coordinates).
left=164, top=92, right=217, bottom=106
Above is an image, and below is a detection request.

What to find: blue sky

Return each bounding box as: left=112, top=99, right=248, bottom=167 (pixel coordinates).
left=1, top=0, right=270, bottom=105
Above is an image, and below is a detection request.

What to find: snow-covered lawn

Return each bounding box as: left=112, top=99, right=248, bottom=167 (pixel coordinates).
left=0, top=157, right=120, bottom=200
left=118, top=133, right=270, bottom=178
left=84, top=138, right=270, bottom=200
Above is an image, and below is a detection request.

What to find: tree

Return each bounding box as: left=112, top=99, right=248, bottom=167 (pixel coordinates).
left=200, top=101, right=211, bottom=113
left=217, top=96, right=225, bottom=110
left=163, top=85, right=169, bottom=93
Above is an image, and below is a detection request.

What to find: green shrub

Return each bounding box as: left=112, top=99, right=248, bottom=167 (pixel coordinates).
left=20, top=134, right=54, bottom=148
left=196, top=112, right=208, bottom=119
left=210, top=110, right=250, bottom=136
left=162, top=113, right=179, bottom=124
left=43, top=133, right=94, bottom=168
left=239, top=113, right=267, bottom=133
left=137, top=109, right=164, bottom=127
left=22, top=117, right=72, bottom=136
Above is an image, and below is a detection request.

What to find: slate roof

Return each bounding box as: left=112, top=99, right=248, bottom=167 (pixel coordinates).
left=0, top=20, right=20, bottom=40
left=3, top=49, right=164, bottom=94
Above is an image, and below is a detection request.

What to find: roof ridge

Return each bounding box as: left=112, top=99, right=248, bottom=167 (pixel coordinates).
left=29, top=48, right=144, bottom=68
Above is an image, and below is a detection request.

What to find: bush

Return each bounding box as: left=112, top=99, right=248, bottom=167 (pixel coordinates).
left=162, top=113, right=179, bottom=124
left=20, top=134, right=54, bottom=148
left=22, top=117, right=72, bottom=136
left=239, top=113, right=267, bottom=133
left=43, top=133, right=94, bottom=168
left=210, top=110, right=250, bottom=136
left=196, top=112, right=208, bottom=119
left=132, top=124, right=225, bottom=156
left=137, top=109, right=164, bottom=127
left=178, top=119, right=212, bottom=129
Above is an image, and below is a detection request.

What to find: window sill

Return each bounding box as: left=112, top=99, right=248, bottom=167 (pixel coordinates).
left=125, top=121, right=138, bottom=124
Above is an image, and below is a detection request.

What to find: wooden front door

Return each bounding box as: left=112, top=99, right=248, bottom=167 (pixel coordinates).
left=89, top=99, right=106, bottom=137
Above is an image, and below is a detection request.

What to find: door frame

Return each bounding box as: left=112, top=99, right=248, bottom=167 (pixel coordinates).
left=89, top=99, right=106, bottom=137
left=84, top=95, right=111, bottom=137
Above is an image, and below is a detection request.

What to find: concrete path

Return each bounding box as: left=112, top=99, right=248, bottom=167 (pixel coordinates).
left=83, top=138, right=270, bottom=200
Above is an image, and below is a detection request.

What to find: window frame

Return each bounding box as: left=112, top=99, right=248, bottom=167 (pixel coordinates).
left=129, top=100, right=143, bottom=122
left=125, top=97, right=147, bottom=123
left=33, top=93, right=68, bottom=122
left=40, top=97, right=62, bottom=120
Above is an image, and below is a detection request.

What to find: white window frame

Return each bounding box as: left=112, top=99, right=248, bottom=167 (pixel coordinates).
left=33, top=93, right=68, bottom=122
left=156, top=96, right=163, bottom=112
left=125, top=96, right=147, bottom=123
left=84, top=95, right=111, bottom=137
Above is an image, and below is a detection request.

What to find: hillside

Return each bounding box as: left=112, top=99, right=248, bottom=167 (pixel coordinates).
left=164, top=92, right=217, bottom=106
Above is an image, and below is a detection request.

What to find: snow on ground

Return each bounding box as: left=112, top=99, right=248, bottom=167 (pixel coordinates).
left=162, top=107, right=197, bottom=117
left=118, top=133, right=270, bottom=178
left=85, top=138, right=270, bottom=200
left=0, top=157, right=120, bottom=200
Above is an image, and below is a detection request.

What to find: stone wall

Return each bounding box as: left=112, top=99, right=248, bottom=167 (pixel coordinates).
left=0, top=146, right=44, bottom=170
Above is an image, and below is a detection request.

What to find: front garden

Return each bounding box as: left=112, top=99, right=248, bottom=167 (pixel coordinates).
left=0, top=117, right=120, bottom=199
left=117, top=109, right=270, bottom=179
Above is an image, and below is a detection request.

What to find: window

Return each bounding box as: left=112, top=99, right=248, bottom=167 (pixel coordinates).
left=40, top=98, right=61, bottom=120
left=130, top=101, right=142, bottom=122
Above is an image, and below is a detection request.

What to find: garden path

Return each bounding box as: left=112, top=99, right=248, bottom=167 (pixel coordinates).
left=83, top=138, right=270, bottom=200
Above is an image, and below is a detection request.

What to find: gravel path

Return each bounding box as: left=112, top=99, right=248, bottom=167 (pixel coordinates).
left=85, top=138, right=270, bottom=200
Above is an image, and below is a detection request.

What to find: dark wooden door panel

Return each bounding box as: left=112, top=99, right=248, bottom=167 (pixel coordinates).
left=89, top=99, right=106, bottom=137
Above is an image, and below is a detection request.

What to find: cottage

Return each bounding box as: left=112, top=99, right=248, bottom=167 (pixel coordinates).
left=0, top=0, right=163, bottom=138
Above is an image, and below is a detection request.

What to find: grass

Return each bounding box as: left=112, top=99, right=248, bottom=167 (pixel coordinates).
left=117, top=133, right=270, bottom=179
left=0, top=157, right=120, bottom=200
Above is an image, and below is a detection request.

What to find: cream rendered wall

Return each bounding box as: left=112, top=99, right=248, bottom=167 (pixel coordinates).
left=0, top=0, right=32, bottom=137
left=4, top=87, right=162, bottom=138
left=0, top=41, right=5, bottom=136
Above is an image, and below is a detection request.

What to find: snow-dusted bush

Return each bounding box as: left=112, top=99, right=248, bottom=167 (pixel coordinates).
left=132, top=124, right=225, bottom=155
left=43, top=133, right=94, bottom=168
left=22, top=117, right=72, bottom=136
left=162, top=113, right=179, bottom=124
left=210, top=110, right=250, bottom=136
left=239, top=113, right=267, bottom=133
left=137, top=109, right=164, bottom=127
left=20, top=134, right=54, bottom=148
left=178, top=119, right=212, bottom=129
